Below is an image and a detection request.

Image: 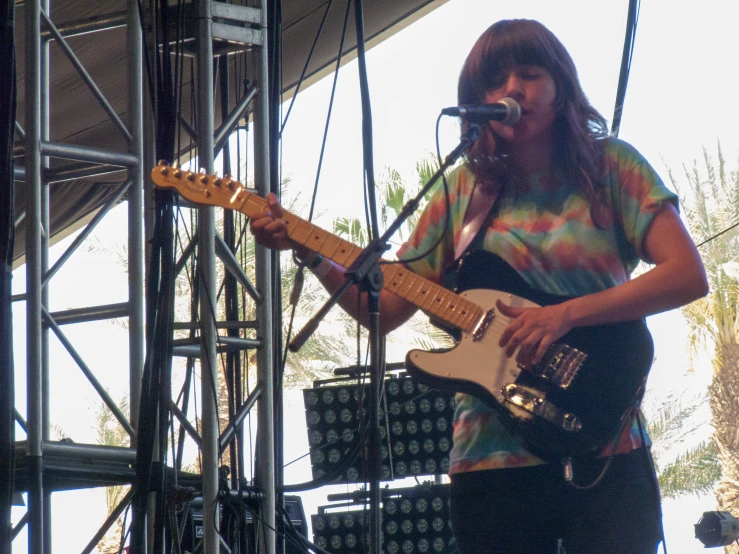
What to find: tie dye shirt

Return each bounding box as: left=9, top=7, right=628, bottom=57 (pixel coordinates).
left=396, top=138, right=677, bottom=474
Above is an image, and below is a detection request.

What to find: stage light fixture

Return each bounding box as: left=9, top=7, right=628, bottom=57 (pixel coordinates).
left=695, top=511, right=739, bottom=547
left=311, top=484, right=456, bottom=554
left=302, top=372, right=455, bottom=483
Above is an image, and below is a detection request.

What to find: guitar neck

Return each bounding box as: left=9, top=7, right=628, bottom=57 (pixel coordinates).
left=238, top=195, right=483, bottom=334
left=150, top=164, right=484, bottom=334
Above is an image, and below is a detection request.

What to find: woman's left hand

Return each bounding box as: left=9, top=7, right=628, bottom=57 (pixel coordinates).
left=495, top=299, right=574, bottom=367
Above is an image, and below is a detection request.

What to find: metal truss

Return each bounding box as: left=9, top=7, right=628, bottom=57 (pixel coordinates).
left=11, top=0, right=277, bottom=553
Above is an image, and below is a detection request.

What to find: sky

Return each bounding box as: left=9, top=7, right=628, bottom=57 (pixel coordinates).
left=10, top=0, right=739, bottom=551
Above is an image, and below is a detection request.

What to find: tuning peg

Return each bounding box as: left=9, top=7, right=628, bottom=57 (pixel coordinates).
left=173, top=161, right=180, bottom=170
left=157, top=159, right=168, bottom=166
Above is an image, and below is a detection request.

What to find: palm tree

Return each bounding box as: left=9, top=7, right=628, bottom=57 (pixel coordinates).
left=332, top=155, right=455, bottom=354
left=645, top=392, right=719, bottom=498
left=92, top=394, right=130, bottom=553
left=666, top=142, right=739, bottom=546
left=332, top=155, right=442, bottom=248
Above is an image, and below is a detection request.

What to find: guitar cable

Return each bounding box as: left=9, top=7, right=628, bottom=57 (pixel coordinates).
left=561, top=399, right=641, bottom=490
left=636, top=411, right=668, bottom=554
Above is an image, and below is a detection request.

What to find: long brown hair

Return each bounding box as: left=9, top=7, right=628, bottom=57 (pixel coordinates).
left=459, top=19, right=609, bottom=208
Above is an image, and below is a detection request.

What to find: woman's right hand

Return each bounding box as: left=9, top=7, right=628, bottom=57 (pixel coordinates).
left=249, top=192, right=294, bottom=252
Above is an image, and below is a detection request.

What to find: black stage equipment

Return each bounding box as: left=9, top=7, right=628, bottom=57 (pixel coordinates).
left=695, top=511, right=739, bottom=548
left=302, top=372, right=455, bottom=483
left=311, top=483, right=455, bottom=554
left=180, top=494, right=307, bottom=553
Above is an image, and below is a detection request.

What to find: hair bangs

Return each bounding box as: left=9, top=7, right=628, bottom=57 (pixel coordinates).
left=465, top=21, right=561, bottom=103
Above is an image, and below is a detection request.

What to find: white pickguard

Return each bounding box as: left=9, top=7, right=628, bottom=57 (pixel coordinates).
left=408, top=288, right=541, bottom=408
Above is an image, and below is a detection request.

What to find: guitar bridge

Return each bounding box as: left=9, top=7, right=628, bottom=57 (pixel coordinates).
left=501, top=383, right=583, bottom=433
left=534, top=343, right=587, bottom=389
left=472, top=309, right=495, bottom=341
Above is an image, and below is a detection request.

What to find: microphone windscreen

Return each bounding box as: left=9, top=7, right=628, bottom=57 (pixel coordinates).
left=498, top=97, right=521, bottom=126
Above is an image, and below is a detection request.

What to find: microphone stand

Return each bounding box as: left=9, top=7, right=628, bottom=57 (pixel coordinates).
left=288, top=122, right=481, bottom=554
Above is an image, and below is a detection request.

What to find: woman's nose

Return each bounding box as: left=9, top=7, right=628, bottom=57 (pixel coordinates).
left=502, top=74, right=524, bottom=99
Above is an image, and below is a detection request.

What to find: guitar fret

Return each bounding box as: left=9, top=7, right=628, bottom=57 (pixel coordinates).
left=241, top=195, right=266, bottom=218
left=420, top=285, right=443, bottom=312
left=428, top=289, right=454, bottom=319
left=317, top=234, right=345, bottom=260
left=416, top=283, right=438, bottom=310
left=381, top=265, right=399, bottom=293
left=457, top=304, right=479, bottom=332
left=382, top=265, right=476, bottom=330
left=440, top=298, right=465, bottom=328
left=333, top=243, right=360, bottom=268
left=403, top=274, right=427, bottom=305
left=285, top=218, right=314, bottom=245
left=305, top=227, right=330, bottom=253
left=391, top=268, right=417, bottom=298
left=388, top=268, right=412, bottom=297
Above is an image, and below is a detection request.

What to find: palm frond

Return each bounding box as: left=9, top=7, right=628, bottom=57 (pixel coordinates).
left=657, top=441, right=719, bottom=499
left=671, top=143, right=739, bottom=358
left=646, top=392, right=707, bottom=452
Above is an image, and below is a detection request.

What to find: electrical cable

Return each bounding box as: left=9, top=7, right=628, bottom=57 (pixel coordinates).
left=562, top=402, right=638, bottom=491
left=171, top=205, right=223, bottom=438
left=611, top=0, right=641, bottom=137
left=278, top=504, right=333, bottom=554
left=695, top=221, right=739, bottom=249
left=280, top=0, right=335, bottom=136
left=173, top=204, right=237, bottom=544
left=132, top=4, right=189, bottom=546
left=280, top=0, right=354, bottom=376
left=116, top=504, right=131, bottom=554
left=219, top=50, right=246, bottom=491
left=353, top=0, right=379, bottom=240
left=382, top=114, right=454, bottom=268
left=132, top=185, right=177, bottom=554
left=637, top=411, right=669, bottom=554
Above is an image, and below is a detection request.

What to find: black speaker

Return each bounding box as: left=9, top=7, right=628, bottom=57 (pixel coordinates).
left=180, top=495, right=307, bottom=553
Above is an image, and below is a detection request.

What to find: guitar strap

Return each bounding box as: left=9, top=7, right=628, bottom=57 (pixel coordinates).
left=441, top=180, right=501, bottom=295
left=453, top=180, right=500, bottom=261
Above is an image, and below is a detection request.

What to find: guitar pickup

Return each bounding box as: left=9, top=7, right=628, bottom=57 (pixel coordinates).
left=472, top=309, right=495, bottom=341
left=501, top=384, right=582, bottom=433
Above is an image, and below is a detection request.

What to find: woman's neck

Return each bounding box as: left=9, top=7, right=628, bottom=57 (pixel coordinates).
left=507, top=135, right=554, bottom=174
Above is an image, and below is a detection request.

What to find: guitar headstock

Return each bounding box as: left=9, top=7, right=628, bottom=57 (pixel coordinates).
left=150, top=161, right=250, bottom=211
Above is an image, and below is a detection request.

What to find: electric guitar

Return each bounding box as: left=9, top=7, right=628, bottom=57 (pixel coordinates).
left=150, top=162, right=654, bottom=463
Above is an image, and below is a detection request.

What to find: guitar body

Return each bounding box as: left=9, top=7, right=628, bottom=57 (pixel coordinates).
left=405, top=251, right=654, bottom=463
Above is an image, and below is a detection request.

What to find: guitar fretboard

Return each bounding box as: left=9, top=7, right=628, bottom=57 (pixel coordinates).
left=278, top=212, right=484, bottom=333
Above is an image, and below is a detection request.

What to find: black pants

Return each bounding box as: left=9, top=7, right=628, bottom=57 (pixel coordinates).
left=449, top=449, right=663, bottom=554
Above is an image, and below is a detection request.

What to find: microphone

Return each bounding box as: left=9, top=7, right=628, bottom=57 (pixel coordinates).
left=441, top=97, right=521, bottom=126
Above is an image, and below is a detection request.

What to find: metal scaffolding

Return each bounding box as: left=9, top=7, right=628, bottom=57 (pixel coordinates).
left=10, top=0, right=276, bottom=552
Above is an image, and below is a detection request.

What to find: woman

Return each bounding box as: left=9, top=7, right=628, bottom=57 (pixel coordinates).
left=251, top=19, right=708, bottom=554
